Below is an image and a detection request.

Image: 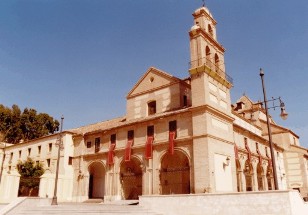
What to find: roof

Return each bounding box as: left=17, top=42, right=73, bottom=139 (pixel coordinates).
left=126, top=67, right=182, bottom=98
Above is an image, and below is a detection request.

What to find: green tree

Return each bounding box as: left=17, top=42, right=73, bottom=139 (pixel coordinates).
left=17, top=158, right=45, bottom=196
left=0, top=104, right=59, bottom=144
left=17, top=157, right=45, bottom=177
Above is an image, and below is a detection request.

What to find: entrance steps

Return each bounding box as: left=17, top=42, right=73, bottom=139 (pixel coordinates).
left=2, top=198, right=162, bottom=215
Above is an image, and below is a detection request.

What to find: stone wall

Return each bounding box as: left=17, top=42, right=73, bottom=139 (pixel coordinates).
left=139, top=190, right=308, bottom=215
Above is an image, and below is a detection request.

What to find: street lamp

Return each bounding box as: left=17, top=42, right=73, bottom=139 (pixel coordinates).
left=51, top=116, right=64, bottom=205
left=260, top=68, right=288, bottom=190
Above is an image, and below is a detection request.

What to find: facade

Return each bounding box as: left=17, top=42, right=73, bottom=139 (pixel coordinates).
left=0, top=132, right=75, bottom=203
left=0, top=5, right=307, bottom=204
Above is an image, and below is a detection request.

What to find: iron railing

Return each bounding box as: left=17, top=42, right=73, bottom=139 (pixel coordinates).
left=189, top=57, right=233, bottom=85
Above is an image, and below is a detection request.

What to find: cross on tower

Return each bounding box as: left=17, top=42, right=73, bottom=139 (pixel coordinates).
left=202, top=0, right=205, bottom=7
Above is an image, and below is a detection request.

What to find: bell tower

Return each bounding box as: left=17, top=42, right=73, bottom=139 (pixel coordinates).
left=189, top=6, right=236, bottom=193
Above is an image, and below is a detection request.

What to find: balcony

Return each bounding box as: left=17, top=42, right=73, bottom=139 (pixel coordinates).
left=189, top=57, right=233, bottom=85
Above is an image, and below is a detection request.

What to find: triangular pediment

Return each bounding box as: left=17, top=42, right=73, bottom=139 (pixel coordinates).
left=127, top=67, right=181, bottom=98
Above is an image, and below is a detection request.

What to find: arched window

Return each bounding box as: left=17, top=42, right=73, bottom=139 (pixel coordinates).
left=208, top=24, right=213, bottom=37
left=214, top=54, right=220, bottom=72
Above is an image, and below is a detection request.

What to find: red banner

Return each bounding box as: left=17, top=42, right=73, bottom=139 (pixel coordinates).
left=169, top=131, right=175, bottom=155
left=245, top=141, right=251, bottom=162
left=145, top=136, right=154, bottom=159
left=125, top=140, right=134, bottom=162
left=107, top=143, right=116, bottom=165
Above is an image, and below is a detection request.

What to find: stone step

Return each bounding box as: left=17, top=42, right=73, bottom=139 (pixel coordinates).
left=11, top=204, right=162, bottom=215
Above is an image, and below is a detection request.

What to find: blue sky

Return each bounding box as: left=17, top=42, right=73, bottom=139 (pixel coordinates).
left=0, top=0, right=307, bottom=147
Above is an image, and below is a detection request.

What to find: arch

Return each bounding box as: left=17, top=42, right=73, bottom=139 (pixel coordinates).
left=244, top=160, right=253, bottom=191
left=205, top=46, right=211, bottom=66
left=208, top=24, right=213, bottom=37
left=160, top=150, right=190, bottom=195
left=120, top=156, right=143, bottom=200
left=88, top=161, right=106, bottom=199
left=214, top=53, right=220, bottom=72
left=257, top=163, right=264, bottom=191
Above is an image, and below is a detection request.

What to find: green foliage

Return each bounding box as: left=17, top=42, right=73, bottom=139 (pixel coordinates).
left=0, top=104, right=59, bottom=144
left=17, top=157, right=45, bottom=177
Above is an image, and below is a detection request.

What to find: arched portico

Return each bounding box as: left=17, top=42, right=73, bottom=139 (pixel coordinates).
left=160, top=150, right=190, bottom=195
left=88, top=161, right=105, bottom=199
left=120, top=157, right=142, bottom=200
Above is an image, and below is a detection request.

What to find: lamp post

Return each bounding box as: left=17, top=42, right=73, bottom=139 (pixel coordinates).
left=51, top=116, right=64, bottom=205
left=260, top=68, right=288, bottom=190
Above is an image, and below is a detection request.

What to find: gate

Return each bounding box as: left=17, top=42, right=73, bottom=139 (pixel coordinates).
left=160, top=166, right=190, bottom=194
left=121, top=172, right=142, bottom=200
left=18, top=177, right=40, bottom=197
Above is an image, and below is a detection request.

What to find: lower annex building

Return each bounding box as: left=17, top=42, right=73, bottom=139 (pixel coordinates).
left=0, top=5, right=307, bottom=203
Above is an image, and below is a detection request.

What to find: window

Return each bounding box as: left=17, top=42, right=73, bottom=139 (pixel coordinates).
left=46, top=159, right=51, bottom=167
left=208, top=24, right=213, bottom=36
left=183, top=95, right=188, bottom=107
left=36, top=161, right=39, bottom=165
left=95, top=138, right=100, bottom=153
left=86, top=141, right=92, bottom=148
left=19, top=150, right=22, bottom=158
left=147, top=125, right=154, bottom=137
left=128, top=130, right=134, bottom=140
left=38, top=145, right=41, bottom=155
left=28, top=148, right=31, bottom=156
left=10, top=152, right=13, bottom=161
left=49, top=143, right=52, bottom=152
left=111, top=134, right=116, bottom=144
left=68, top=156, right=73, bottom=165
left=169, top=120, right=177, bottom=137
left=148, top=101, right=156, bottom=115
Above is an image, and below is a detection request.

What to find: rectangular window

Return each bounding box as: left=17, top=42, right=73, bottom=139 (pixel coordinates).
left=86, top=141, right=92, bottom=148
left=128, top=130, right=134, bottom=140
left=169, top=120, right=177, bottom=137
left=148, top=101, right=156, bottom=115
left=49, top=143, right=52, bottom=152
left=147, top=125, right=154, bottom=137
left=183, top=95, right=188, bottom=107
left=10, top=152, right=13, bottom=161
left=95, top=137, right=100, bottom=153
left=19, top=150, right=22, bottom=158
left=28, top=148, right=31, bottom=156
left=38, top=145, right=41, bottom=155
left=47, top=159, right=51, bottom=167
left=68, top=156, right=73, bottom=165
left=111, top=134, right=116, bottom=144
